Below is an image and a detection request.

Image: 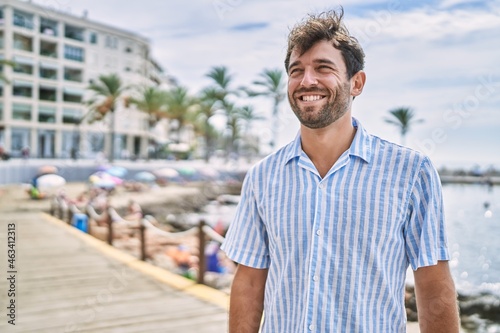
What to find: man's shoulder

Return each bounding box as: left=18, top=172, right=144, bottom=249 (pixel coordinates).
left=368, top=133, right=430, bottom=165
left=246, top=142, right=295, bottom=179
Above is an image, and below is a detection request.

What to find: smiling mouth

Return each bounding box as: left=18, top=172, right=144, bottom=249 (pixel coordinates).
left=300, top=95, right=326, bottom=102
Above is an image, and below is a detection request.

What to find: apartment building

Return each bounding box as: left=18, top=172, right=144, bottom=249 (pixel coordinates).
left=0, top=0, right=174, bottom=159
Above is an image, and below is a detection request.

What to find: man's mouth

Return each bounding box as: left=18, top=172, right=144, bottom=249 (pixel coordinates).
left=299, top=95, right=326, bottom=102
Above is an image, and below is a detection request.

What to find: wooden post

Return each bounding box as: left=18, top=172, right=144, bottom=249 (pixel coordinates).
left=67, top=206, right=74, bottom=225
left=140, top=221, right=146, bottom=261
left=107, top=207, right=113, bottom=246
left=50, top=197, right=55, bottom=216
left=197, top=220, right=206, bottom=285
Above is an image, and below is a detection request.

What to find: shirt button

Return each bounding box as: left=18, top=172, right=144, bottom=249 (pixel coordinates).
left=313, top=275, right=318, bottom=281
left=316, top=230, right=322, bottom=236
left=318, top=183, right=324, bottom=189
left=309, top=324, right=314, bottom=330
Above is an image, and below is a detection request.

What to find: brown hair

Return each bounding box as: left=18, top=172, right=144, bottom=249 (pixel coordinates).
left=284, top=8, right=365, bottom=79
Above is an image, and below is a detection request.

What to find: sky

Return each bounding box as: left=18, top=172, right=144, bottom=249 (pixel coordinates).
left=32, top=0, right=500, bottom=169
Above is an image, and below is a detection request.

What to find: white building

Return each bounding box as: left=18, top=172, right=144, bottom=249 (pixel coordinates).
left=0, top=0, right=175, bottom=159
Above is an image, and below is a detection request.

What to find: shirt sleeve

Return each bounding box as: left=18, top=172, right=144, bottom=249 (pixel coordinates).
left=221, top=168, right=270, bottom=269
left=404, top=156, right=450, bottom=270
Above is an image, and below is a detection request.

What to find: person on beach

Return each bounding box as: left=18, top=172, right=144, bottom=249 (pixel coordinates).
left=221, top=8, right=459, bottom=333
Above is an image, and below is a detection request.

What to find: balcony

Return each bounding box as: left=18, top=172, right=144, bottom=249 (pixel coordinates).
left=12, top=103, right=32, bottom=121
left=13, top=34, right=33, bottom=52
left=13, top=56, right=34, bottom=75
left=38, top=105, right=56, bottom=123
left=39, top=86, right=57, bottom=102
left=12, top=81, right=33, bottom=98
left=39, top=64, right=58, bottom=80
left=13, top=10, right=34, bottom=30
left=63, top=88, right=83, bottom=103
left=64, top=45, right=84, bottom=62
left=40, top=17, right=58, bottom=37
left=64, top=24, right=84, bottom=42
left=64, top=67, right=83, bottom=82
left=40, top=40, right=57, bottom=58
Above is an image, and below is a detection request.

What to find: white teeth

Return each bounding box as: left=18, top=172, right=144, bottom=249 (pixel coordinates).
left=302, top=95, right=323, bottom=102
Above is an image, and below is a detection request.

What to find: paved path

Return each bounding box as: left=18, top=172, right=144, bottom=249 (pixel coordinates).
left=0, top=211, right=228, bottom=333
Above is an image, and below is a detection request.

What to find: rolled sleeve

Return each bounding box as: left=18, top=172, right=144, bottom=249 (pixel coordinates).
left=221, top=169, right=269, bottom=269
left=404, top=157, right=450, bottom=270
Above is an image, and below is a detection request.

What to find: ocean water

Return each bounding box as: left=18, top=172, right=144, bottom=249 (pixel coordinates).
left=443, top=184, right=500, bottom=295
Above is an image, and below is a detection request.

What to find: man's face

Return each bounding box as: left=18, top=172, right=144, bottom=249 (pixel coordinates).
left=287, top=40, right=352, bottom=129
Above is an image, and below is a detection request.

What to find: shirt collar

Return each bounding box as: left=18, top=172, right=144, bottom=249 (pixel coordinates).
left=284, top=117, right=372, bottom=165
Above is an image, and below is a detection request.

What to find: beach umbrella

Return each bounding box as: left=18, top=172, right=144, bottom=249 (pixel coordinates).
left=153, top=167, right=180, bottom=178
left=105, top=166, right=127, bottom=178
left=197, top=167, right=219, bottom=180
left=36, top=174, right=66, bottom=189
left=134, top=171, right=156, bottom=183
left=89, top=172, right=123, bottom=186
left=37, top=165, right=58, bottom=175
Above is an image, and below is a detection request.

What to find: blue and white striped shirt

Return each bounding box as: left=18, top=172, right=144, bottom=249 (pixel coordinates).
left=221, top=118, right=450, bottom=332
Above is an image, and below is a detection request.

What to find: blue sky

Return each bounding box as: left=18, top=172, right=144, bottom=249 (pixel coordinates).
left=33, top=0, right=500, bottom=168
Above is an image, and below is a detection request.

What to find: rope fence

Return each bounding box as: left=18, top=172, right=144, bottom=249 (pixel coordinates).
left=50, top=192, right=227, bottom=285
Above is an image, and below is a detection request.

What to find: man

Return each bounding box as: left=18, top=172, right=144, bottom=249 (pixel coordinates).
left=221, top=8, right=459, bottom=333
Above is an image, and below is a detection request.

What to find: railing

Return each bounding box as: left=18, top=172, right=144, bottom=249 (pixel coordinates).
left=50, top=194, right=225, bottom=285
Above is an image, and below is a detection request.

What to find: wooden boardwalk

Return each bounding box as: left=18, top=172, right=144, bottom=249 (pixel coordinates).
left=0, top=211, right=228, bottom=333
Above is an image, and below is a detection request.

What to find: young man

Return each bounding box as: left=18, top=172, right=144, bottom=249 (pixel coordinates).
left=221, top=9, right=459, bottom=333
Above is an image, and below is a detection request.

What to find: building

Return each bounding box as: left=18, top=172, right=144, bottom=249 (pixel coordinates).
left=0, top=0, right=175, bottom=159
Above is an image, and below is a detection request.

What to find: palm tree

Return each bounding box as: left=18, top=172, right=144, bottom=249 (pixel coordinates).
left=237, top=105, right=265, bottom=160
left=164, top=86, right=197, bottom=145
left=204, top=66, right=239, bottom=156
left=246, top=68, right=286, bottom=150
left=128, top=86, right=168, bottom=159
left=86, top=74, right=127, bottom=162
left=194, top=87, right=222, bottom=162
left=384, top=107, right=424, bottom=146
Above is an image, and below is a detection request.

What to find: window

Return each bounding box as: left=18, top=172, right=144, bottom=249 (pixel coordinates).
left=39, top=86, right=57, bottom=101
left=13, top=34, right=33, bottom=52
left=13, top=81, right=32, bottom=98
left=0, top=31, right=3, bottom=49
left=105, top=35, right=118, bottom=49
left=0, top=8, right=4, bottom=25
left=13, top=57, right=33, bottom=75
left=0, top=102, right=3, bottom=120
left=64, top=24, right=84, bottom=42
left=62, top=108, right=81, bottom=124
left=63, top=88, right=83, bottom=103
left=89, top=32, right=98, bottom=44
left=11, top=128, right=31, bottom=155
left=40, top=40, right=57, bottom=58
left=12, top=103, right=32, bottom=121
left=39, top=63, right=58, bottom=80
left=38, top=105, right=56, bottom=123
left=64, top=45, right=84, bottom=62
left=40, top=17, right=58, bottom=36
left=13, top=10, right=33, bottom=30
left=64, top=67, right=82, bottom=82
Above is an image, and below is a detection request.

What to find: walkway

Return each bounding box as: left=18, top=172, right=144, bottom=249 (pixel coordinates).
left=0, top=211, right=228, bottom=333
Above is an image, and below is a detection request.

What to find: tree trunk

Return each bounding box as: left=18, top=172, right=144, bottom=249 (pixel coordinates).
left=109, top=110, right=115, bottom=163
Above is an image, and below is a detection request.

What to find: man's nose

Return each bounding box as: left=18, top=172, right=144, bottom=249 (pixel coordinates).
left=300, top=68, right=318, bottom=87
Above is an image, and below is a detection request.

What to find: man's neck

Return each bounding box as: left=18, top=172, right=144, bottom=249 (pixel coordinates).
left=300, top=115, right=356, bottom=178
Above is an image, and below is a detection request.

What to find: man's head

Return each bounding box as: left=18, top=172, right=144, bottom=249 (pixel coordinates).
left=284, top=8, right=365, bottom=79
left=285, top=8, right=366, bottom=129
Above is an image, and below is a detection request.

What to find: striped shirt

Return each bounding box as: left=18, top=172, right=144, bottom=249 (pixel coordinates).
left=221, top=118, right=450, bottom=333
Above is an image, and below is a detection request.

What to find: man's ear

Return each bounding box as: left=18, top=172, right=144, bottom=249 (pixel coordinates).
left=351, top=70, right=366, bottom=97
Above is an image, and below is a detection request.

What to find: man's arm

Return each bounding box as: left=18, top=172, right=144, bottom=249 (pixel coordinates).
left=229, top=264, right=268, bottom=333
left=413, top=260, right=460, bottom=333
